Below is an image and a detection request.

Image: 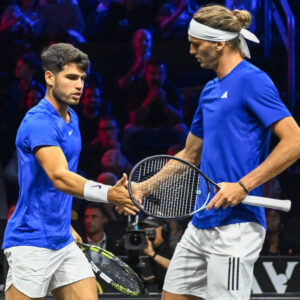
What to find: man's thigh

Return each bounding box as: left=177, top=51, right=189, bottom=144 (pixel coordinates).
left=52, top=277, right=97, bottom=300
left=5, top=284, right=44, bottom=300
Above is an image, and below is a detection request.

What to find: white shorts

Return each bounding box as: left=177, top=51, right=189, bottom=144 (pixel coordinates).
left=4, top=241, right=95, bottom=298
left=163, top=222, right=265, bottom=300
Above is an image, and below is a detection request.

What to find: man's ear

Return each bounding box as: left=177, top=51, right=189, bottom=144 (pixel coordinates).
left=216, top=41, right=226, bottom=52
left=45, top=71, right=55, bottom=87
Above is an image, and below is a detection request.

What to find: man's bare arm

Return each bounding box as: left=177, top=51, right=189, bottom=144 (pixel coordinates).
left=207, top=116, right=300, bottom=209
left=35, top=146, right=139, bottom=215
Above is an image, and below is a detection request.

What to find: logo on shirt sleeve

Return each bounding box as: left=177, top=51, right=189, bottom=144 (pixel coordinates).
left=68, top=130, right=73, bottom=135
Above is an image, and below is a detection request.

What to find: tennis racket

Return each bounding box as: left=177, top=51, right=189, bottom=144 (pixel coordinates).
left=78, top=242, right=143, bottom=296
left=128, top=155, right=291, bottom=219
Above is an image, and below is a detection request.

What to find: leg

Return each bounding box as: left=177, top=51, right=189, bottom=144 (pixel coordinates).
left=163, top=223, right=207, bottom=299
left=5, top=285, right=44, bottom=300
left=52, top=277, right=97, bottom=300
left=162, top=290, right=203, bottom=300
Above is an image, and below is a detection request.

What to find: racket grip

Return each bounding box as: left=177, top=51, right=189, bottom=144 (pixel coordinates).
left=242, top=195, right=291, bottom=212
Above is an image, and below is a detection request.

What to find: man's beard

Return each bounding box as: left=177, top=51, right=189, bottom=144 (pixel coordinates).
left=53, top=86, right=80, bottom=106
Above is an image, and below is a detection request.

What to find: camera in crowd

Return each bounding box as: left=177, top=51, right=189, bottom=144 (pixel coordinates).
left=124, top=227, right=156, bottom=251
left=124, top=216, right=168, bottom=252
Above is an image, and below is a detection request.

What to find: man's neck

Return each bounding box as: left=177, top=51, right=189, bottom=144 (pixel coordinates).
left=45, top=90, right=69, bottom=122
left=87, top=231, right=105, bottom=244
left=215, top=51, right=243, bottom=79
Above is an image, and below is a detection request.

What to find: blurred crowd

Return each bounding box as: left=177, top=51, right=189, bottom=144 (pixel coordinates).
left=0, top=0, right=300, bottom=293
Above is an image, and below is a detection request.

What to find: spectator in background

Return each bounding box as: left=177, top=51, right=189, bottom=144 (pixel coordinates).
left=96, top=0, right=156, bottom=41
left=261, top=209, right=300, bottom=255
left=84, top=203, right=110, bottom=249
left=100, top=148, right=132, bottom=178
left=97, top=171, right=118, bottom=186
left=118, top=29, right=152, bottom=92
left=126, top=57, right=183, bottom=129
left=7, top=53, right=44, bottom=119
left=79, top=116, right=130, bottom=179
left=140, top=217, right=175, bottom=291
left=156, top=0, right=198, bottom=40
left=78, top=73, right=112, bottom=146
left=37, top=0, right=85, bottom=43
left=123, top=57, right=187, bottom=159
left=0, top=0, right=43, bottom=41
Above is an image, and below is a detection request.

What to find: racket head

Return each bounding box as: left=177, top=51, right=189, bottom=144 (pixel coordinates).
left=78, top=242, right=143, bottom=296
left=128, top=155, right=213, bottom=219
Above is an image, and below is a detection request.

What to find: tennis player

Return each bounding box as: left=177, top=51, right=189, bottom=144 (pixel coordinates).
left=161, top=5, right=300, bottom=300
left=2, top=43, right=139, bottom=300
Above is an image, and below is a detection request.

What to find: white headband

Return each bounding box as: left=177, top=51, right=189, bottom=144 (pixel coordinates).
left=188, top=19, right=259, bottom=58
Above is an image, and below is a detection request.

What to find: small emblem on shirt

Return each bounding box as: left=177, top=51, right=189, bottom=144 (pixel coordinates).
left=221, top=91, right=228, bottom=99
left=68, top=130, right=73, bottom=135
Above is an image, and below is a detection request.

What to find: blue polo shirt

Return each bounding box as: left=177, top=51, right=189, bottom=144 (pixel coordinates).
left=2, top=98, right=81, bottom=250
left=190, top=60, right=291, bottom=230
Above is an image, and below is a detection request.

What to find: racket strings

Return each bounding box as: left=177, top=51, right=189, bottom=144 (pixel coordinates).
left=131, top=157, right=205, bottom=218
left=84, top=248, right=141, bottom=292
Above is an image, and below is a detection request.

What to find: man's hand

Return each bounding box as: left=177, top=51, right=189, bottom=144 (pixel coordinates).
left=108, top=173, right=140, bottom=215
left=71, top=226, right=82, bottom=243
left=206, top=182, right=247, bottom=210
left=143, top=236, right=155, bottom=257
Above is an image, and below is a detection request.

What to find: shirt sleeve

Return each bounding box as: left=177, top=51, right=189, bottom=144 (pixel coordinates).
left=23, top=114, right=60, bottom=152
left=243, top=71, right=291, bottom=128
left=190, top=96, right=204, bottom=138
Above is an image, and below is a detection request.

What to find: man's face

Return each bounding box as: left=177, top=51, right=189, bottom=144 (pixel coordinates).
left=82, top=87, right=101, bottom=113
left=84, top=208, right=107, bottom=235
left=15, top=60, right=33, bottom=79
left=145, top=64, right=166, bottom=88
left=51, top=63, right=86, bottom=106
left=133, top=30, right=152, bottom=55
left=98, top=119, right=118, bottom=143
left=189, top=36, right=220, bottom=70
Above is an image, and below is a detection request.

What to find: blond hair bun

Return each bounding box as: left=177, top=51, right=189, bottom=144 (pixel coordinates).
left=233, top=9, right=252, bottom=28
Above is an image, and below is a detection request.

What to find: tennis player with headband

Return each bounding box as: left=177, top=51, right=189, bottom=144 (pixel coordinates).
left=2, top=43, right=139, bottom=300
left=160, top=5, right=300, bottom=300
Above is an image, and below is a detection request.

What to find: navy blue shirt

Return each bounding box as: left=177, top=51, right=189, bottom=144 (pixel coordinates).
left=2, top=98, right=81, bottom=250
left=190, top=60, right=291, bottom=230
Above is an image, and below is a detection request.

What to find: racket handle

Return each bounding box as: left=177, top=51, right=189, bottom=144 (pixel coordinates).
left=242, top=195, right=291, bottom=212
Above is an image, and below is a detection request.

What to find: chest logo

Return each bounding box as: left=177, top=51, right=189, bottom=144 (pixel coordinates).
left=68, top=130, right=73, bottom=135
left=221, top=91, right=228, bottom=99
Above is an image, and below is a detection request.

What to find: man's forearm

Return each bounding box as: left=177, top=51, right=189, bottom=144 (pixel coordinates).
left=51, top=169, right=87, bottom=198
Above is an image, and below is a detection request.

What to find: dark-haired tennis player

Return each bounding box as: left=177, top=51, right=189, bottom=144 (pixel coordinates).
left=159, top=5, right=300, bottom=300
left=2, top=43, right=138, bottom=300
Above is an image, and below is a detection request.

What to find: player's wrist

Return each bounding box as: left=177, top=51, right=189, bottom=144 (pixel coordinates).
left=83, top=180, right=110, bottom=203
left=238, top=179, right=249, bottom=194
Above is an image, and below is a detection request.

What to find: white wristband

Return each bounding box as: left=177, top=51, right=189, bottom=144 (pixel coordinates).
left=83, top=180, right=110, bottom=203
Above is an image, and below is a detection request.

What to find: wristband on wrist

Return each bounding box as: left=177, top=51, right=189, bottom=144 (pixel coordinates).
left=238, top=180, right=249, bottom=194
left=83, top=180, right=110, bottom=203
left=150, top=252, right=157, bottom=259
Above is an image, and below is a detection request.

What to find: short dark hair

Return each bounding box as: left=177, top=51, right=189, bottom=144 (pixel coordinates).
left=41, top=43, right=90, bottom=74
left=85, top=203, right=111, bottom=220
